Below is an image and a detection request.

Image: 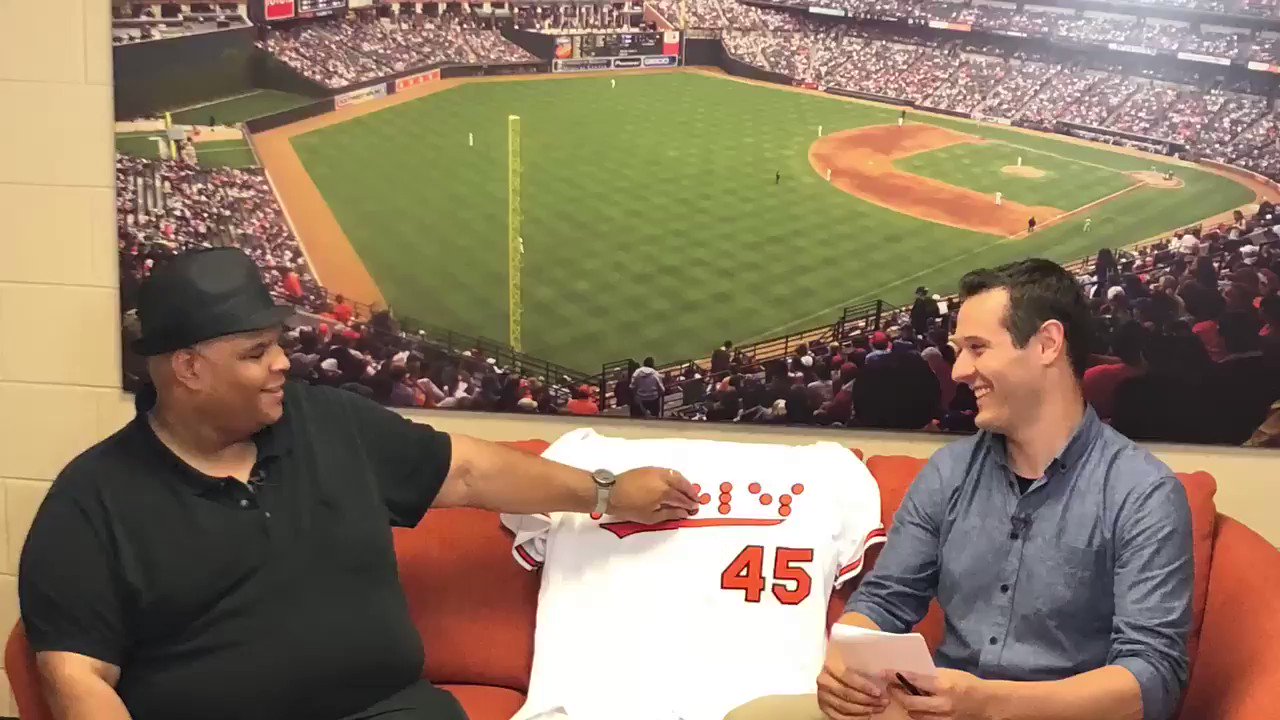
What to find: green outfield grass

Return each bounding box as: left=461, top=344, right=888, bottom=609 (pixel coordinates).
left=115, top=132, right=166, bottom=159
left=196, top=139, right=258, bottom=168
left=895, top=142, right=1136, bottom=210
left=170, top=90, right=314, bottom=126
left=290, top=72, right=1254, bottom=370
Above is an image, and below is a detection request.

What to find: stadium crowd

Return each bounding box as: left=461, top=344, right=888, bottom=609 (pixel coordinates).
left=116, top=153, right=326, bottom=318
left=258, top=14, right=534, bottom=89
left=714, top=22, right=1280, bottom=181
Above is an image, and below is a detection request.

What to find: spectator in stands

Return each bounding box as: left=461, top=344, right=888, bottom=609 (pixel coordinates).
left=1260, top=295, right=1280, bottom=357
left=866, top=331, right=892, bottom=363
left=910, top=285, right=940, bottom=336
left=920, top=345, right=956, bottom=416
left=1112, top=333, right=1214, bottom=442
left=565, top=385, right=599, bottom=416
left=631, top=357, right=665, bottom=418
left=332, top=294, right=354, bottom=325
left=1209, top=310, right=1280, bottom=444
left=711, top=340, right=734, bottom=376
left=851, top=351, right=940, bottom=429
left=806, top=361, right=834, bottom=407
left=1084, top=320, right=1148, bottom=421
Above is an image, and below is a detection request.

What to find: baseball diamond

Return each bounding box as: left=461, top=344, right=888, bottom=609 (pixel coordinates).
left=253, top=70, right=1255, bottom=370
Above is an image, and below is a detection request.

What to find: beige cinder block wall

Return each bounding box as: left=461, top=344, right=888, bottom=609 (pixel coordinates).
left=0, top=3, right=1278, bottom=717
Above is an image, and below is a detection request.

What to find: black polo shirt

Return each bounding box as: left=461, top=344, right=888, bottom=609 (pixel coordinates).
left=19, top=381, right=459, bottom=720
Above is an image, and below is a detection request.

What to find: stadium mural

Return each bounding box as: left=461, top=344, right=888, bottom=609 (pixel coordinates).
left=115, top=0, right=1280, bottom=448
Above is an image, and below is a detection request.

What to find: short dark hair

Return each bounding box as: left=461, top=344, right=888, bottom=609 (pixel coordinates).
left=643, top=356, right=655, bottom=368
left=958, top=258, right=1093, bottom=378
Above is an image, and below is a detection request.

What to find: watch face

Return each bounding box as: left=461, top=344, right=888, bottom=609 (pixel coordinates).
left=594, top=469, right=617, bottom=486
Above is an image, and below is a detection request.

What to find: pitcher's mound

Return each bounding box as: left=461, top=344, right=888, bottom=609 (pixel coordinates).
left=1002, top=165, right=1046, bottom=178
left=1129, top=171, right=1184, bottom=189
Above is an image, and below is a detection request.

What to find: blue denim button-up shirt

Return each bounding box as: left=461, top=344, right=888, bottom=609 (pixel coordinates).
left=848, top=406, right=1193, bottom=720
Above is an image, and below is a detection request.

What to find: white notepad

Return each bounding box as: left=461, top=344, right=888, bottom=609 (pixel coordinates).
left=828, top=624, right=938, bottom=678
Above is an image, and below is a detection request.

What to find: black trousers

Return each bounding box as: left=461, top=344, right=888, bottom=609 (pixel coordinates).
left=340, top=680, right=468, bottom=720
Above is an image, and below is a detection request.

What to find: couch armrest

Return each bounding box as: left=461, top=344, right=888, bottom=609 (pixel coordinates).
left=1178, top=515, right=1280, bottom=720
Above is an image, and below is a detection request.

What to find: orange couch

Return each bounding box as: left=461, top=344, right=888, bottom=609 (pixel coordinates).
left=7, top=442, right=1280, bottom=720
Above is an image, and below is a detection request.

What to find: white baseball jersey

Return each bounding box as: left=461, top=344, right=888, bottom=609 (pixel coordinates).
left=502, top=429, right=885, bottom=720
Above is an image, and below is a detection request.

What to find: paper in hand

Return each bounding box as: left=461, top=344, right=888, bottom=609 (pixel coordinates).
left=828, top=624, right=937, bottom=678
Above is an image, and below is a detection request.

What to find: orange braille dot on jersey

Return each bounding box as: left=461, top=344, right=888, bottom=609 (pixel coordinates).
left=792, top=484, right=805, bottom=495
left=779, top=495, right=792, bottom=506
left=698, top=493, right=711, bottom=505
left=748, top=482, right=761, bottom=494
left=759, top=494, right=773, bottom=505
left=720, top=482, right=732, bottom=493
left=719, top=492, right=732, bottom=504
left=692, top=484, right=701, bottom=495
left=779, top=506, right=792, bottom=517
left=718, top=504, right=731, bottom=515
left=590, top=512, right=602, bottom=520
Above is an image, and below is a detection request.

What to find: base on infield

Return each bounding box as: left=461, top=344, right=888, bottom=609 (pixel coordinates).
left=1129, top=171, right=1185, bottom=189
left=1001, top=165, right=1046, bottom=179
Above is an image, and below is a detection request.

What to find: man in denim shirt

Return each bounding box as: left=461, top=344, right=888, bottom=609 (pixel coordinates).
left=728, top=259, right=1192, bottom=720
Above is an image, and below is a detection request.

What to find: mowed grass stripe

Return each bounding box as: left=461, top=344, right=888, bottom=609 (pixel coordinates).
left=894, top=142, right=1134, bottom=210
left=291, top=73, right=1253, bottom=369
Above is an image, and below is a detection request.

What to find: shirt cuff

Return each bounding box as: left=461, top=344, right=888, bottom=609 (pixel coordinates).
left=844, top=598, right=902, bottom=635
left=1112, top=656, right=1174, bottom=720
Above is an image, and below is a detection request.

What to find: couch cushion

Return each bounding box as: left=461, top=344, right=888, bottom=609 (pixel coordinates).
left=1174, top=471, right=1217, bottom=665
left=394, top=508, right=540, bottom=690
left=863, top=455, right=928, bottom=532
left=394, top=440, right=549, bottom=691
left=440, top=684, right=526, bottom=720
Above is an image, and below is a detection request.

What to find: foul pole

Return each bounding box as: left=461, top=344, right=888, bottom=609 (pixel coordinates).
left=508, top=114, right=524, bottom=352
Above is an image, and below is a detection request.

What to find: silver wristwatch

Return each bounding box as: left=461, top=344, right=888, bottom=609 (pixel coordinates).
left=591, top=469, right=617, bottom=515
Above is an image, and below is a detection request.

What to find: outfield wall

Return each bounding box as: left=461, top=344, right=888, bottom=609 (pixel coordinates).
left=114, top=27, right=258, bottom=119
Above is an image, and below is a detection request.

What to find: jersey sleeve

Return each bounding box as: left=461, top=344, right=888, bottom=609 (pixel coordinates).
left=501, top=512, right=553, bottom=571
left=831, top=453, right=887, bottom=589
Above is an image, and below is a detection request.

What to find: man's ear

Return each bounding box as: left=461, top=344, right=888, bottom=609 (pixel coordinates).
left=170, top=348, right=203, bottom=388
left=1037, top=320, right=1068, bottom=368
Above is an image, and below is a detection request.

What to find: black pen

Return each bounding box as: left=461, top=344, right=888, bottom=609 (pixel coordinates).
left=895, top=672, right=927, bottom=696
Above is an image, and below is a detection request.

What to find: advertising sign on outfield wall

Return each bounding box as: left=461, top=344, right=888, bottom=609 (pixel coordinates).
left=808, top=6, right=847, bottom=16
left=1108, top=43, right=1158, bottom=56
left=928, top=20, right=971, bottom=32
left=1248, top=61, right=1280, bottom=73
left=264, top=0, right=296, bottom=20
left=663, top=30, right=681, bottom=56
left=335, top=84, right=388, bottom=109
left=1178, top=52, right=1231, bottom=65
left=395, top=68, right=441, bottom=92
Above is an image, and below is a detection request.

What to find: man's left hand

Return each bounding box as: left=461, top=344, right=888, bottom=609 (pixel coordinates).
left=608, top=467, right=699, bottom=523
left=885, top=669, right=987, bottom=720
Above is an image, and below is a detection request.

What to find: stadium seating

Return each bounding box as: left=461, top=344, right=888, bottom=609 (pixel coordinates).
left=11, top=441, right=1277, bottom=719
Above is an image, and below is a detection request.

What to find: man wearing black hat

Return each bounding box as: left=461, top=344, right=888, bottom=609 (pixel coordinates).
left=20, top=248, right=699, bottom=720
left=910, top=285, right=940, bottom=338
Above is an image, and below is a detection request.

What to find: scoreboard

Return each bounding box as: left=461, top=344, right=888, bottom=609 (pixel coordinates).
left=552, top=31, right=680, bottom=72
left=297, top=0, right=347, bottom=15
left=260, top=0, right=347, bottom=22
left=574, top=33, right=663, bottom=58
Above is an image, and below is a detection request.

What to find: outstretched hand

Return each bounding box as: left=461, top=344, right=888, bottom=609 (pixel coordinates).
left=607, top=467, right=699, bottom=523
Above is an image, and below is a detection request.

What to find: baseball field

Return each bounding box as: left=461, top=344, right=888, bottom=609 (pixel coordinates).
left=256, top=70, right=1260, bottom=371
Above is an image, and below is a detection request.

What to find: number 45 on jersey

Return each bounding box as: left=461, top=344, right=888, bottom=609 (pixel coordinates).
left=721, top=546, right=814, bottom=605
